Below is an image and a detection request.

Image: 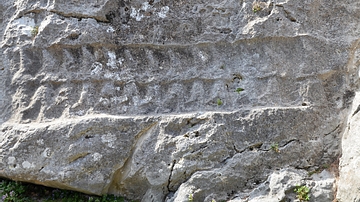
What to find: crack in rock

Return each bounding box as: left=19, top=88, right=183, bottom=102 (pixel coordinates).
left=166, top=159, right=176, bottom=193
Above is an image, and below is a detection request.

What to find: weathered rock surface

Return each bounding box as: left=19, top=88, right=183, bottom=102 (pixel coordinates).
left=1, top=0, right=360, bottom=201
left=338, top=92, right=360, bottom=202
left=228, top=169, right=335, bottom=202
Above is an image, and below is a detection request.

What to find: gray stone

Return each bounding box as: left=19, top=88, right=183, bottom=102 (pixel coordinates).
left=337, top=92, right=360, bottom=202
left=1, top=0, right=360, bottom=201
left=311, top=170, right=335, bottom=202
left=228, top=169, right=335, bottom=202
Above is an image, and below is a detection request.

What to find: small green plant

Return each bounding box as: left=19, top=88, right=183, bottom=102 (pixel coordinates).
left=236, top=88, right=244, bottom=93
left=307, top=170, right=318, bottom=176
left=322, top=164, right=330, bottom=169
left=0, top=178, right=131, bottom=202
left=252, top=3, right=262, bottom=13
left=31, top=26, right=39, bottom=38
left=220, top=65, right=225, bottom=69
left=308, top=164, right=331, bottom=176
left=188, top=193, right=194, bottom=202
left=252, top=1, right=266, bottom=13
left=0, top=180, right=27, bottom=202
left=294, top=185, right=310, bottom=201
left=271, top=143, right=280, bottom=153
left=217, top=98, right=223, bottom=106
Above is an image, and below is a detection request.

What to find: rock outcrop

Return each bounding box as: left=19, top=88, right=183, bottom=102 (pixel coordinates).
left=1, top=0, right=360, bottom=201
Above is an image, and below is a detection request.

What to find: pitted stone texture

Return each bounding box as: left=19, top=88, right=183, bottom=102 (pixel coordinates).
left=2, top=37, right=349, bottom=123
left=0, top=108, right=341, bottom=201
left=109, top=107, right=339, bottom=200
left=0, top=116, right=156, bottom=195
left=0, top=0, right=358, bottom=125
left=0, top=0, right=16, bottom=125
left=226, top=169, right=335, bottom=202
left=1, top=0, right=360, bottom=201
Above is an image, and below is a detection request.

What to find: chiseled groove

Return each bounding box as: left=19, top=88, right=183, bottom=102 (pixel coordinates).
left=48, top=10, right=110, bottom=23
left=21, top=8, right=110, bottom=23
left=68, top=152, right=91, bottom=164
left=105, top=121, right=158, bottom=194
left=3, top=106, right=316, bottom=126
left=46, top=33, right=327, bottom=50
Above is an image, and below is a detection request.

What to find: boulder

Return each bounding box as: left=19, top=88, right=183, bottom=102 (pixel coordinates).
left=1, top=0, right=360, bottom=201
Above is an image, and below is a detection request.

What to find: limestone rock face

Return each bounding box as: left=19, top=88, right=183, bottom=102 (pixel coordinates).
left=338, top=92, right=360, bottom=202
left=1, top=0, right=360, bottom=201
left=228, top=169, right=335, bottom=202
